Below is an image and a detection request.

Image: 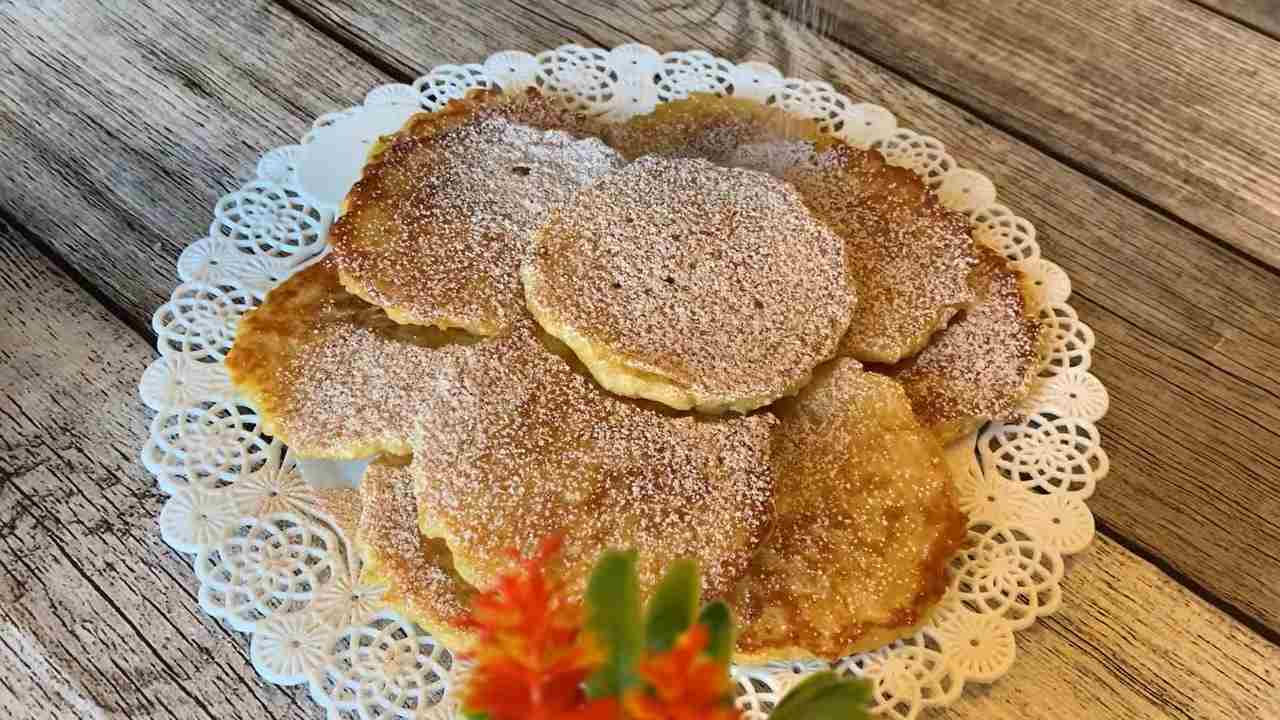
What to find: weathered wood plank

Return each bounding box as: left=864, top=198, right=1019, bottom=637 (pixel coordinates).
left=1, top=2, right=1273, bottom=717
left=0, top=0, right=388, bottom=326
left=1197, top=0, right=1280, bottom=37
left=783, top=0, right=1280, bottom=269
left=292, top=0, right=1280, bottom=635
left=937, top=537, right=1280, bottom=720
left=0, top=223, right=312, bottom=720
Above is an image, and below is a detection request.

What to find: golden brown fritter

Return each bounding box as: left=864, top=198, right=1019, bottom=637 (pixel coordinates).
left=411, top=317, right=777, bottom=601
left=731, top=359, right=967, bottom=661
left=329, top=88, right=622, bottom=335
left=225, top=258, right=474, bottom=458
left=892, top=246, right=1045, bottom=443
left=224, top=91, right=1000, bottom=666
left=523, top=156, right=854, bottom=414
left=356, top=456, right=476, bottom=650
left=786, top=144, right=980, bottom=364
left=605, top=93, right=832, bottom=163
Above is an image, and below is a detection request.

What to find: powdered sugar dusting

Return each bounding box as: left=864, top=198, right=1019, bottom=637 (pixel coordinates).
left=734, top=360, right=966, bottom=658
left=526, top=156, right=855, bottom=411
left=331, top=93, right=622, bottom=334
left=359, top=459, right=474, bottom=630
left=274, top=323, right=455, bottom=457
left=225, top=258, right=474, bottom=458
left=786, top=144, right=979, bottom=363
left=895, top=247, right=1043, bottom=431
left=411, top=317, right=776, bottom=600
left=725, top=140, right=820, bottom=177
left=604, top=94, right=826, bottom=163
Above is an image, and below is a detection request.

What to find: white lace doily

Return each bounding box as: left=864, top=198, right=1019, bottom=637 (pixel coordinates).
left=138, top=45, right=1109, bottom=720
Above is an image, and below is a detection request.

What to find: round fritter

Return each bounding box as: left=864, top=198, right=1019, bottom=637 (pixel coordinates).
left=605, top=93, right=832, bottom=163
left=356, top=456, right=476, bottom=650
left=730, top=359, right=967, bottom=661
left=892, top=246, right=1045, bottom=444
left=411, top=317, right=777, bottom=600
left=329, top=88, right=623, bottom=335
left=523, top=156, right=854, bottom=414
left=225, top=257, right=475, bottom=459
left=785, top=144, right=980, bottom=364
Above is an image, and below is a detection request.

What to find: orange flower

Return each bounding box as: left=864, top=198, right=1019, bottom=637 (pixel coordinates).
left=461, top=537, right=620, bottom=720
left=623, top=624, right=741, bottom=720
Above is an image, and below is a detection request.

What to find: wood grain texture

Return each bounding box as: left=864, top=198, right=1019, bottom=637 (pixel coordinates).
left=292, top=0, right=1280, bottom=634
left=1197, top=0, right=1280, bottom=36
left=0, top=0, right=388, bottom=327
left=786, top=0, right=1280, bottom=269
left=938, top=538, right=1279, bottom=720
left=0, top=222, right=311, bottom=720
left=1, top=2, right=1275, bottom=717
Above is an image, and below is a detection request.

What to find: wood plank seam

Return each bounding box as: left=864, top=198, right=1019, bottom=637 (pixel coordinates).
left=5, top=0, right=1274, bottom=638
left=275, top=0, right=1280, bottom=618
left=540, top=0, right=643, bottom=47
left=1185, top=0, right=1280, bottom=41
left=25, top=457, right=308, bottom=720
left=274, top=0, right=413, bottom=81
left=5, top=480, right=223, bottom=720
left=28, top=417, right=310, bottom=715
left=10, top=0, right=1269, bottom=676
left=1, top=218, right=315, bottom=719
left=3, top=4, right=1279, bottom=715
left=510, top=0, right=617, bottom=48
left=0, top=206, right=156, bottom=344
left=1096, top=515, right=1280, bottom=648
left=760, top=0, right=1280, bottom=283
left=278, top=0, right=1280, bottom=289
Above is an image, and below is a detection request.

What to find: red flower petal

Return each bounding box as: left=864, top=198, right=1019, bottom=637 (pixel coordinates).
left=460, top=537, right=614, bottom=720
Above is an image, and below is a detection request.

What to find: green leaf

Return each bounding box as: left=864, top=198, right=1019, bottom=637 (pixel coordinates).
left=461, top=711, right=490, bottom=720
left=584, top=550, right=642, bottom=697
left=696, top=601, right=734, bottom=665
left=770, top=671, right=873, bottom=720
left=769, top=671, right=845, bottom=714
left=643, top=559, right=700, bottom=653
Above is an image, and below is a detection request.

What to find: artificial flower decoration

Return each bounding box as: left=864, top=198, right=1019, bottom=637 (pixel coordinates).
left=461, top=537, right=870, bottom=720
left=624, top=624, right=739, bottom=720
left=461, top=537, right=619, bottom=720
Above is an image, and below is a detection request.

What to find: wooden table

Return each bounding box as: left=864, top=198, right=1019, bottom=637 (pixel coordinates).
left=2, top=1, right=1278, bottom=717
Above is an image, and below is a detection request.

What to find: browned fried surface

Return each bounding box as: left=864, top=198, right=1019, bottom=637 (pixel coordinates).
left=524, top=155, right=854, bottom=413
left=357, top=456, right=476, bottom=649
left=411, top=317, right=777, bottom=600
left=893, top=246, right=1045, bottom=443
left=731, top=359, right=967, bottom=661
left=605, top=93, right=831, bottom=162
left=786, top=144, right=979, bottom=364
left=225, top=258, right=474, bottom=458
left=310, top=486, right=363, bottom=542
left=329, top=88, right=622, bottom=335
left=228, top=93, right=992, bottom=663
